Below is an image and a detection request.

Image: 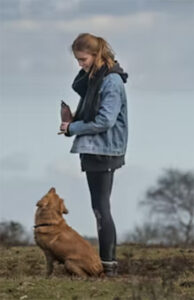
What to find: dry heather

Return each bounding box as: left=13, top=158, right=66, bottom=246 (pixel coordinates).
left=0, top=244, right=194, bottom=299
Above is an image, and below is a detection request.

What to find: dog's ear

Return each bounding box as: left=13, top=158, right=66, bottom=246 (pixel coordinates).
left=48, top=187, right=56, bottom=194
left=36, top=197, right=49, bottom=208
left=60, top=199, right=68, bottom=214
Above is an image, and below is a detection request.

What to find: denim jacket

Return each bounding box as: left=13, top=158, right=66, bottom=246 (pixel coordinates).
left=68, top=73, right=128, bottom=156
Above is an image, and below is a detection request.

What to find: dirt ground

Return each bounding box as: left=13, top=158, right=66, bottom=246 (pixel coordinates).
left=1, top=244, right=194, bottom=299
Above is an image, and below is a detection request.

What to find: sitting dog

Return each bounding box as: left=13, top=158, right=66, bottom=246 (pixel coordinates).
left=34, top=187, right=103, bottom=277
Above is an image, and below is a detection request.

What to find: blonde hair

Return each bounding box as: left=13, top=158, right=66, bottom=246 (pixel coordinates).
left=71, top=33, right=115, bottom=78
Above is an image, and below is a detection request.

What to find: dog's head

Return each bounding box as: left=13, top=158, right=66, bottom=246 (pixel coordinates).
left=36, top=187, right=68, bottom=215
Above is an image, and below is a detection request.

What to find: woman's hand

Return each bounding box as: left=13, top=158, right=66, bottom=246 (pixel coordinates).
left=60, top=122, right=70, bottom=133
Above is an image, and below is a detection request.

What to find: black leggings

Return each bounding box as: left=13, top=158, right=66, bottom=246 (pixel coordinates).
left=86, top=170, right=116, bottom=261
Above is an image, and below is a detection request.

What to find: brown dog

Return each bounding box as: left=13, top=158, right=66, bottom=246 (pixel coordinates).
left=34, top=187, right=103, bottom=277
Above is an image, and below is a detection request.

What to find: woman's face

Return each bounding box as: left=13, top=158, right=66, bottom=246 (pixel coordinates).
left=74, top=51, right=95, bottom=72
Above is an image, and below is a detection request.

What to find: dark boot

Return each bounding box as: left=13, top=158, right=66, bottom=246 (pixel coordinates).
left=102, top=261, right=118, bottom=277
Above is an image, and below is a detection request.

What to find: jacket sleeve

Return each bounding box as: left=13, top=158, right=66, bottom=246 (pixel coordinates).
left=68, top=74, right=122, bottom=136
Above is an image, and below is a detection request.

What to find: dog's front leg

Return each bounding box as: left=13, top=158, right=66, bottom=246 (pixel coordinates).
left=45, top=251, right=54, bottom=277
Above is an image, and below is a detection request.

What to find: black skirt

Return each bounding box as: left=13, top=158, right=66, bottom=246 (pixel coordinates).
left=80, top=154, right=125, bottom=172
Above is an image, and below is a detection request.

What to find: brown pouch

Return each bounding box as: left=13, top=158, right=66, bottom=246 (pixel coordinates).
left=58, top=100, right=73, bottom=135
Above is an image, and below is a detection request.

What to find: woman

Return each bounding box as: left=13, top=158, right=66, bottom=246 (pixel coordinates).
left=60, top=33, right=128, bottom=276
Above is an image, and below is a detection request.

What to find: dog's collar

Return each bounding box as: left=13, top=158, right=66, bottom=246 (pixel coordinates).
left=34, top=223, right=54, bottom=228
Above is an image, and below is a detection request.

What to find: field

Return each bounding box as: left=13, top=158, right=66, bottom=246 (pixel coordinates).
left=1, top=244, right=194, bottom=300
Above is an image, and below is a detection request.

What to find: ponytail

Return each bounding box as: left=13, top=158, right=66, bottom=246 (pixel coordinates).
left=72, top=33, right=115, bottom=78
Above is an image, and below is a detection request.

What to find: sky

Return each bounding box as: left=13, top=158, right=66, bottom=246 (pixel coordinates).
left=0, top=0, right=194, bottom=241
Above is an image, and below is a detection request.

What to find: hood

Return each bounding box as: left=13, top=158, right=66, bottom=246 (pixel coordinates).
left=108, top=61, right=128, bottom=83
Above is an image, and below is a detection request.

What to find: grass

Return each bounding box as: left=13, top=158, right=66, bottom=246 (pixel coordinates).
left=1, top=244, right=194, bottom=299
